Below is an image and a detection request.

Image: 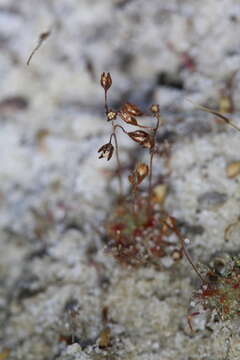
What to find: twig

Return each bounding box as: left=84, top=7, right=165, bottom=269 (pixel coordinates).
left=27, top=30, right=51, bottom=66
left=186, top=98, right=240, bottom=132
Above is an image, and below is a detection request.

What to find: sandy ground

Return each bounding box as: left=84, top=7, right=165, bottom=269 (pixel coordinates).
left=1, top=0, right=240, bottom=359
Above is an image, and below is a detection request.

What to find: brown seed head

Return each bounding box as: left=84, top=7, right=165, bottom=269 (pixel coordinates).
left=150, top=104, right=160, bottom=114
left=119, top=111, right=138, bottom=126
left=122, top=102, right=144, bottom=116
left=98, top=143, right=114, bottom=161
left=128, top=130, right=154, bottom=148
left=107, top=110, right=117, bottom=121
left=128, top=163, right=149, bottom=186
left=100, top=72, right=112, bottom=91
left=136, top=163, right=149, bottom=178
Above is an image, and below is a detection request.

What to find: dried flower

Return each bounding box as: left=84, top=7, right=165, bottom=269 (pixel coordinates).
left=100, top=72, right=112, bottom=91
left=150, top=104, right=160, bottom=114
left=107, top=110, right=117, bottom=121
left=122, top=103, right=144, bottom=117
left=98, top=143, right=114, bottom=161
left=128, top=163, right=149, bottom=186
left=119, top=111, right=138, bottom=126
left=128, top=130, right=154, bottom=149
left=136, top=163, right=149, bottom=178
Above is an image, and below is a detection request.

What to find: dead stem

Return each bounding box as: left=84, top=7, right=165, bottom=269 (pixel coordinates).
left=186, top=99, right=240, bottom=132
left=27, top=30, right=51, bottom=66
left=111, top=132, right=123, bottom=196
left=162, top=218, right=205, bottom=283
left=148, top=116, right=160, bottom=214
left=104, top=90, right=109, bottom=114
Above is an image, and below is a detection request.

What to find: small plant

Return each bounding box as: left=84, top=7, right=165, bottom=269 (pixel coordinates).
left=187, top=102, right=240, bottom=332
left=98, top=72, right=204, bottom=273
left=188, top=254, right=240, bottom=332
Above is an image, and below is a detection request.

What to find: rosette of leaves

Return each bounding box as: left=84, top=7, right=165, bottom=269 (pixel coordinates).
left=191, top=254, right=240, bottom=324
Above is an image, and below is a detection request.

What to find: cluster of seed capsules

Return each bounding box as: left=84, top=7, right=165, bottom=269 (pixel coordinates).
left=98, top=72, right=183, bottom=267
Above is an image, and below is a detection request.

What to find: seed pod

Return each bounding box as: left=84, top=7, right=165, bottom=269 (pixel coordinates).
left=98, top=143, right=114, bottom=161
left=119, top=110, right=138, bottom=126
left=136, top=163, right=149, bottom=178
left=122, top=102, right=144, bottom=116
left=150, top=104, right=160, bottom=114
left=107, top=110, right=117, bottom=121
left=100, top=72, right=112, bottom=91
left=128, top=163, right=149, bottom=185
left=128, top=130, right=154, bottom=149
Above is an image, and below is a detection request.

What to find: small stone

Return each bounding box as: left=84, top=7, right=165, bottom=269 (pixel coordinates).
left=198, top=191, right=227, bottom=209
left=66, top=343, right=82, bottom=355
left=226, top=161, right=240, bottom=178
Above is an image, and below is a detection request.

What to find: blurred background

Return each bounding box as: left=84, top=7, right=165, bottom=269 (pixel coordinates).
left=1, top=0, right=240, bottom=359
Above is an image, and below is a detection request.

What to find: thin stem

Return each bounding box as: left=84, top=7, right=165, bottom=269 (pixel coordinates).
left=186, top=99, right=240, bottom=132
left=109, top=124, right=128, bottom=147
left=177, top=232, right=205, bottom=283
left=109, top=125, right=127, bottom=196
left=132, top=184, right=138, bottom=216
left=148, top=151, right=154, bottom=209
left=103, top=88, right=122, bottom=195
left=162, top=218, right=205, bottom=283
left=111, top=132, right=123, bottom=196
left=147, top=116, right=160, bottom=213
left=104, top=90, right=109, bottom=115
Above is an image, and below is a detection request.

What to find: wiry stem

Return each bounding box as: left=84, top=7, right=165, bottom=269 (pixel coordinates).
left=174, top=228, right=205, bottom=283
left=148, top=151, right=154, bottom=209
left=109, top=124, right=129, bottom=191
left=186, top=99, right=240, bottom=132
left=104, top=90, right=109, bottom=115
left=162, top=218, right=205, bottom=283
left=112, top=124, right=128, bottom=135
left=148, top=115, right=161, bottom=213
left=111, top=131, right=123, bottom=196
left=103, top=88, right=123, bottom=197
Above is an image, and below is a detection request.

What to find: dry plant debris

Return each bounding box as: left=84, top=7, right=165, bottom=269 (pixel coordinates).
left=27, top=30, right=51, bottom=66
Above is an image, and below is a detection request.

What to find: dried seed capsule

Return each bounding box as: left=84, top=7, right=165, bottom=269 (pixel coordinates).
left=143, top=136, right=155, bottom=149
left=136, top=163, right=149, bottom=178
left=119, top=111, right=138, bottom=126
left=122, top=102, right=144, bottom=116
left=128, top=130, right=154, bottom=149
left=98, top=143, right=114, bottom=161
left=107, top=110, right=117, bottom=121
left=150, top=104, right=160, bottom=114
left=128, top=163, right=149, bottom=185
left=100, top=72, right=112, bottom=91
